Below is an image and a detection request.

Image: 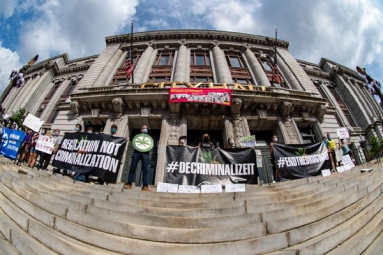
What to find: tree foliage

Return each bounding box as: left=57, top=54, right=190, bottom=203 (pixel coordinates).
left=10, top=107, right=27, bottom=128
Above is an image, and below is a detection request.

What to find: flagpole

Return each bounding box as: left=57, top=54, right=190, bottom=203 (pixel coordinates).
left=274, top=29, right=277, bottom=66
left=131, top=23, right=134, bottom=84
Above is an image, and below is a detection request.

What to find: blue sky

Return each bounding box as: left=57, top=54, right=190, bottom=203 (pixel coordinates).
left=1, top=0, right=383, bottom=97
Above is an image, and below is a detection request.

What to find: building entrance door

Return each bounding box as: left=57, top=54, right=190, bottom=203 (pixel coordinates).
left=120, top=129, right=160, bottom=186
left=251, top=130, right=276, bottom=183
left=186, top=130, right=224, bottom=148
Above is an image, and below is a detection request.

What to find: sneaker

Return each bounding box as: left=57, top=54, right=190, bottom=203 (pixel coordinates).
left=124, top=184, right=131, bottom=189
left=142, top=186, right=151, bottom=191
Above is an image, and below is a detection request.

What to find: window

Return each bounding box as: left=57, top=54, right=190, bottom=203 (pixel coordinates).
left=191, top=51, right=210, bottom=66
left=233, top=78, right=253, bottom=84
left=190, top=50, right=213, bottom=83
left=226, top=53, right=245, bottom=68
left=45, top=82, right=61, bottom=100
left=110, top=51, right=142, bottom=85
left=155, top=52, right=174, bottom=66
left=227, top=52, right=253, bottom=84
left=298, top=126, right=317, bottom=144
left=64, top=81, right=77, bottom=96
left=328, top=87, right=357, bottom=127
left=261, top=59, right=273, bottom=71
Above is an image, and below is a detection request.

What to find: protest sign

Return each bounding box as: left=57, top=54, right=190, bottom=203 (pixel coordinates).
left=23, top=113, right=44, bottom=132
left=239, top=135, right=256, bottom=147
left=52, top=132, right=126, bottom=183
left=336, top=127, right=350, bottom=139
left=35, top=135, right=56, bottom=154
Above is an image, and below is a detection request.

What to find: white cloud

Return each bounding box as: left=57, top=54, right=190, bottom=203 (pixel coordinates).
left=0, top=0, right=18, bottom=19
left=17, top=0, right=140, bottom=60
left=0, top=41, right=22, bottom=98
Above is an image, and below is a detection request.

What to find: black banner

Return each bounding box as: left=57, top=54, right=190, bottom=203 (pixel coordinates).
left=52, top=132, right=127, bottom=183
left=273, top=142, right=332, bottom=180
left=164, top=146, right=258, bottom=185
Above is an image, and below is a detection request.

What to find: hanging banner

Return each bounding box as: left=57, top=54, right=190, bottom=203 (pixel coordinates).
left=272, top=142, right=332, bottom=180
left=164, top=146, right=257, bottom=186
left=35, top=135, right=56, bottom=154
left=52, top=132, right=127, bottom=183
left=168, top=88, right=232, bottom=106
left=0, top=127, right=26, bottom=160
left=22, top=113, right=44, bottom=132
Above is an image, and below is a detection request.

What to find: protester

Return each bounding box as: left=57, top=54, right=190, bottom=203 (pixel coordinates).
left=27, top=132, right=39, bottom=168
left=197, top=133, right=215, bottom=149
left=86, top=126, right=94, bottom=134
left=340, top=138, right=353, bottom=159
left=178, top=135, right=187, bottom=146
left=39, top=129, right=61, bottom=170
left=124, top=125, right=151, bottom=191
left=224, top=137, right=236, bottom=148
left=15, top=129, right=32, bottom=165
left=269, top=135, right=278, bottom=182
left=327, top=133, right=338, bottom=170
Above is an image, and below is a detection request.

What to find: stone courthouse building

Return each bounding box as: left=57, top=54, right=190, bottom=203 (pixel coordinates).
left=2, top=29, right=383, bottom=185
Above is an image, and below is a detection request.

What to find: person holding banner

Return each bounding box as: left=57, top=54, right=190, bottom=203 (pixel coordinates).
left=39, top=129, right=61, bottom=170
left=197, top=134, right=215, bottom=149
left=270, top=135, right=279, bottom=182
left=224, top=137, right=237, bottom=148
left=124, top=125, right=152, bottom=191
left=178, top=136, right=187, bottom=146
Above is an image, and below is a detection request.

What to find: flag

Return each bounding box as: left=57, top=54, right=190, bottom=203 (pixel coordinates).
left=272, top=65, right=284, bottom=85
left=125, top=50, right=134, bottom=79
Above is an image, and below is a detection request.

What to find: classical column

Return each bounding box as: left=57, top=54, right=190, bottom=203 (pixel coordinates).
left=73, top=43, right=121, bottom=92
left=224, top=117, right=234, bottom=146
left=10, top=74, right=41, bottom=113
left=40, top=77, right=71, bottom=121
left=155, top=118, right=170, bottom=184
left=278, top=118, right=302, bottom=144
left=212, top=44, right=232, bottom=83
left=27, top=71, right=56, bottom=115
left=277, top=48, right=307, bottom=91
left=244, top=48, right=271, bottom=87
left=94, top=48, right=124, bottom=87
left=133, top=45, right=154, bottom=84
left=173, top=43, right=188, bottom=82
left=277, top=54, right=302, bottom=90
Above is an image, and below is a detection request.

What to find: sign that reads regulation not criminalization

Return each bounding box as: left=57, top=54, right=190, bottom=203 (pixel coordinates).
left=52, top=132, right=127, bottom=183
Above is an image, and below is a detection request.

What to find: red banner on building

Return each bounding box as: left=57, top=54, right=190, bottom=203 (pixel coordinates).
left=168, top=88, right=232, bottom=106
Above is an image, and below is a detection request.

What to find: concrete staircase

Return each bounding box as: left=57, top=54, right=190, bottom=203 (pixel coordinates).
left=0, top=157, right=382, bottom=255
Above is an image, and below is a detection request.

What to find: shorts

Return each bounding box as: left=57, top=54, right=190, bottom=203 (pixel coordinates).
left=30, top=147, right=36, bottom=153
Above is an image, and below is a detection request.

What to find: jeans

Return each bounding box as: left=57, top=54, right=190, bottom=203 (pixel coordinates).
left=127, top=150, right=149, bottom=187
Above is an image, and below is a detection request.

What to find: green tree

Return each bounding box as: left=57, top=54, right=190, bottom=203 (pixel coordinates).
left=11, top=107, right=28, bottom=128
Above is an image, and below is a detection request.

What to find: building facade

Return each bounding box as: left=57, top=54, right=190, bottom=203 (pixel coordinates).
left=2, top=29, right=382, bottom=185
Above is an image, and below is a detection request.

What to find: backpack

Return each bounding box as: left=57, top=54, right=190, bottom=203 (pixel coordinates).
left=73, top=172, right=86, bottom=183
left=328, top=139, right=336, bottom=151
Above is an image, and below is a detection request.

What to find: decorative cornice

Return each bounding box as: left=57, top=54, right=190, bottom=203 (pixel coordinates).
left=105, top=30, right=290, bottom=49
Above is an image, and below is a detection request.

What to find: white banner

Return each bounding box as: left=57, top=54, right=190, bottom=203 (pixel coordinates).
left=35, top=135, right=56, bottom=154
left=336, top=127, right=350, bottom=139
left=22, top=113, right=44, bottom=132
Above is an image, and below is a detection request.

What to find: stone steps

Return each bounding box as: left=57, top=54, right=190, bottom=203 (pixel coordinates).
left=0, top=157, right=383, bottom=254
